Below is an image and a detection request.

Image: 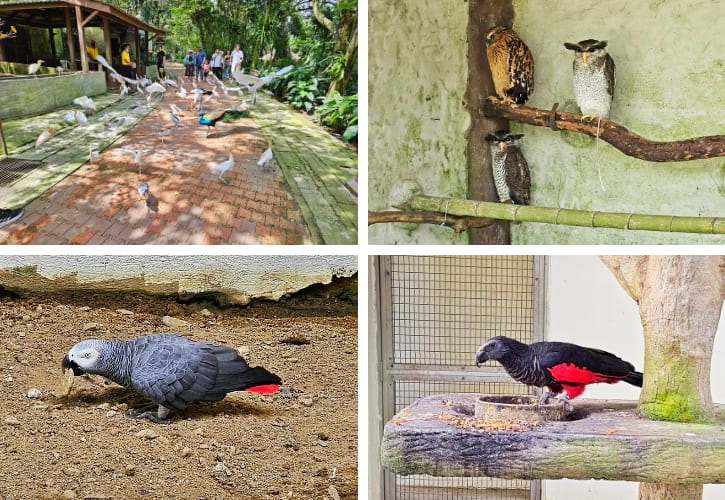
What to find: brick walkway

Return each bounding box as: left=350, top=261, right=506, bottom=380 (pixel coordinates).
left=0, top=72, right=312, bottom=245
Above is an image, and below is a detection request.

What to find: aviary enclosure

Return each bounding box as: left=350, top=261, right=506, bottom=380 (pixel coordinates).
left=367, top=0, right=725, bottom=245
left=370, top=255, right=725, bottom=499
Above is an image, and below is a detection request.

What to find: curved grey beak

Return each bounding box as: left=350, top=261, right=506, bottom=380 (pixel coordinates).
left=61, top=354, right=84, bottom=376
left=475, top=348, right=489, bottom=367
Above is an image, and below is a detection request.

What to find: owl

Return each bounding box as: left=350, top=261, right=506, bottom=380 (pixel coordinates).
left=485, top=130, right=531, bottom=205
left=485, top=26, right=535, bottom=105
left=564, top=39, right=616, bottom=120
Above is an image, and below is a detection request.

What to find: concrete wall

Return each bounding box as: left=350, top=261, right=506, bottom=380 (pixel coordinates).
left=368, top=0, right=725, bottom=244
left=545, top=256, right=725, bottom=499
left=368, top=0, right=470, bottom=244
left=0, top=255, right=358, bottom=305
left=0, top=71, right=106, bottom=120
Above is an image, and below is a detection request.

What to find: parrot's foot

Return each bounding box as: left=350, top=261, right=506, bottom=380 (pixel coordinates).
left=580, top=113, right=599, bottom=121
left=538, top=391, right=555, bottom=405
left=499, top=198, right=514, bottom=204
left=129, top=403, right=170, bottom=423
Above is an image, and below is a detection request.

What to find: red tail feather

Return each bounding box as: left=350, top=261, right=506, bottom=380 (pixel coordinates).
left=245, top=384, right=280, bottom=394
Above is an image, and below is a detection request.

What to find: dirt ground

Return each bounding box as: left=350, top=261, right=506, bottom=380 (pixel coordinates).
left=0, top=288, right=357, bottom=499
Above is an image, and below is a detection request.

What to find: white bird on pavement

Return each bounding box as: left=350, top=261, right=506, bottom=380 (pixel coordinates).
left=35, top=127, right=54, bottom=147
left=89, top=146, right=100, bottom=163
left=257, top=141, right=273, bottom=168
left=210, top=147, right=234, bottom=184
left=120, top=82, right=129, bottom=97
left=28, top=59, right=45, bottom=76
left=146, top=82, right=166, bottom=102
left=73, top=95, right=96, bottom=110
left=169, top=103, right=184, bottom=115
left=138, top=182, right=149, bottom=198
left=177, top=87, right=188, bottom=99
left=163, top=78, right=178, bottom=88
left=74, top=109, right=87, bottom=124
left=169, top=111, right=185, bottom=127
left=119, top=146, right=150, bottom=174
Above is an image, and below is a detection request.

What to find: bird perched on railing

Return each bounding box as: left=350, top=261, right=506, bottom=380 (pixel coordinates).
left=35, top=127, right=53, bottom=147
left=485, top=26, right=534, bottom=105
left=198, top=108, right=240, bottom=137
left=28, top=59, right=44, bottom=76
left=257, top=141, right=273, bottom=168
left=210, top=147, right=234, bottom=183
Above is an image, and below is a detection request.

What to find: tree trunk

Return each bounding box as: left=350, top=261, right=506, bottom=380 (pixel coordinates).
left=601, top=256, right=723, bottom=422
left=601, top=256, right=724, bottom=500
left=639, top=483, right=702, bottom=500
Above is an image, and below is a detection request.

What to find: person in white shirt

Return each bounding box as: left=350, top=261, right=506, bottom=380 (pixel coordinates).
left=211, top=49, right=223, bottom=79
left=231, top=44, right=244, bottom=74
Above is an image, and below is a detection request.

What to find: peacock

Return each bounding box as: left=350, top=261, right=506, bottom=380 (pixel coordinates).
left=198, top=107, right=250, bottom=137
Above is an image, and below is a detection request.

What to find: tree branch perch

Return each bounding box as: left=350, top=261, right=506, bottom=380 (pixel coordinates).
left=482, top=98, right=725, bottom=162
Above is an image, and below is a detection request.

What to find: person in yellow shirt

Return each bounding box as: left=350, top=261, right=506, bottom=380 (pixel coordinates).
left=120, top=44, right=132, bottom=78
left=86, top=40, right=98, bottom=70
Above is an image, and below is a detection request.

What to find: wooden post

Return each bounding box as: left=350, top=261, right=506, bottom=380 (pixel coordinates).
left=75, top=6, right=88, bottom=73
left=134, top=29, right=141, bottom=76
left=64, top=7, right=76, bottom=70
left=102, top=16, right=112, bottom=85
left=465, top=0, right=513, bottom=244
left=0, top=119, right=8, bottom=156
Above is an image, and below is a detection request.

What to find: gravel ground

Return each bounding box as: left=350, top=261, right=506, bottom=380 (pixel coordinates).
left=0, top=289, right=357, bottom=499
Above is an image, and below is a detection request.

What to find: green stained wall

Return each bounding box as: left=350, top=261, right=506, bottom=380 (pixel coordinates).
left=369, top=0, right=725, bottom=244
left=368, top=0, right=470, bottom=244
left=512, top=0, right=725, bottom=244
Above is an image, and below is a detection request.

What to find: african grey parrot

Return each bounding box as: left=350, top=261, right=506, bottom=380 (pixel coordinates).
left=62, top=333, right=282, bottom=423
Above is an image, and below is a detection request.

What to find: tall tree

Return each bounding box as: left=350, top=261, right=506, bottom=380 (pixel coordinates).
left=312, top=0, right=357, bottom=96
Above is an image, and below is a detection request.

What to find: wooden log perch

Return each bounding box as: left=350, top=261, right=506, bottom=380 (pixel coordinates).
left=367, top=210, right=495, bottom=233
left=380, top=195, right=725, bottom=235
left=482, top=98, right=725, bottom=162
left=381, top=393, right=725, bottom=483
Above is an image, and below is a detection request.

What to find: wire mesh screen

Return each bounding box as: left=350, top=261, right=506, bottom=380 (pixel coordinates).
left=390, top=255, right=535, bottom=366
left=383, top=256, right=540, bottom=500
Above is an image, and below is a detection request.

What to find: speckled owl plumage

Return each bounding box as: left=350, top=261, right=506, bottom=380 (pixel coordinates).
left=564, top=39, right=616, bottom=119
left=485, top=130, right=531, bottom=205
left=486, top=26, right=535, bottom=105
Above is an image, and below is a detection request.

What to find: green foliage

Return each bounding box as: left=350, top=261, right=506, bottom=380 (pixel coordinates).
left=318, top=92, right=358, bottom=140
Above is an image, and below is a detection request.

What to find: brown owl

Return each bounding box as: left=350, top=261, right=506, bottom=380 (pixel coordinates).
left=485, top=26, right=535, bottom=105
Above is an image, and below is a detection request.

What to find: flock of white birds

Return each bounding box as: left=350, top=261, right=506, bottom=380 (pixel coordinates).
left=30, top=55, right=288, bottom=213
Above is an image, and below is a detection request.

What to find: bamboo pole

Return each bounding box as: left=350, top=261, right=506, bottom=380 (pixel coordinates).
left=375, top=194, right=725, bottom=234
left=482, top=98, right=725, bottom=162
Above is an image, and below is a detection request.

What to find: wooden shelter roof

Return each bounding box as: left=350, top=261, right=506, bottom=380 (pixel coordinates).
left=0, top=0, right=165, bottom=34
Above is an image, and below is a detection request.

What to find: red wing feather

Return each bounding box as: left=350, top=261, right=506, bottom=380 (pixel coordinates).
left=245, top=384, right=280, bottom=394
left=548, top=363, right=625, bottom=385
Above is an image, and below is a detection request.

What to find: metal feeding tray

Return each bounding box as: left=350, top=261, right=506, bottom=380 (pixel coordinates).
left=475, top=395, right=571, bottom=422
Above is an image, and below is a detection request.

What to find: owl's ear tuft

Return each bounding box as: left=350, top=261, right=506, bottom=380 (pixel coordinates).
left=511, top=134, right=524, bottom=140
left=564, top=42, right=579, bottom=51
left=485, top=133, right=497, bottom=141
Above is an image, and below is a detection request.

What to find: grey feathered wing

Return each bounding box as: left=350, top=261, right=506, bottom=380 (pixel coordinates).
left=129, top=334, right=281, bottom=411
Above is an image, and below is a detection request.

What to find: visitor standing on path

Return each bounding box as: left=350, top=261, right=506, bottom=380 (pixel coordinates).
left=231, top=44, right=244, bottom=73
left=120, top=44, right=133, bottom=79
left=184, top=50, right=195, bottom=80
left=195, top=46, right=206, bottom=82
left=156, top=44, right=166, bottom=79
left=212, top=49, right=223, bottom=80
left=223, top=54, right=231, bottom=79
